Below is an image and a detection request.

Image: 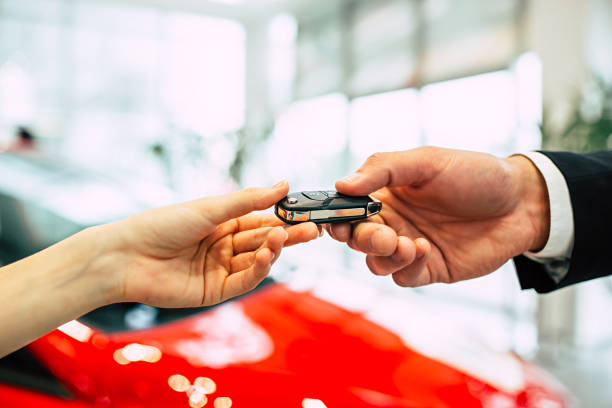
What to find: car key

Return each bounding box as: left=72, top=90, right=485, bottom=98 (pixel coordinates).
left=274, top=190, right=382, bottom=224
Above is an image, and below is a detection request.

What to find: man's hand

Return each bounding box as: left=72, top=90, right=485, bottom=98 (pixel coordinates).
left=105, top=181, right=320, bottom=307
left=327, top=147, right=550, bottom=287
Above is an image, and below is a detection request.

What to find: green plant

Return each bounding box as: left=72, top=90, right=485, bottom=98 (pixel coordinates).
left=542, top=76, right=612, bottom=152
left=228, top=124, right=274, bottom=185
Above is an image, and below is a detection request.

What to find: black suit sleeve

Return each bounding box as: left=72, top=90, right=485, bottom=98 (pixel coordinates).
left=514, top=150, right=612, bottom=293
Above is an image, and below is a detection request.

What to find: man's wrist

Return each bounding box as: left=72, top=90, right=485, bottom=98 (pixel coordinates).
left=506, top=155, right=551, bottom=253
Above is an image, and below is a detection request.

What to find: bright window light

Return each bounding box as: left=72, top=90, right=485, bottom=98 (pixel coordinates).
left=207, top=0, right=243, bottom=4
left=421, top=70, right=517, bottom=155
left=349, top=89, right=421, bottom=165
left=268, top=13, right=297, bottom=110
left=162, top=13, right=246, bottom=135
left=513, top=52, right=543, bottom=151
left=244, top=93, right=348, bottom=190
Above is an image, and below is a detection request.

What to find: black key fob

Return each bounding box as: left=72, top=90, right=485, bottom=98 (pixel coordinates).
left=274, top=191, right=382, bottom=224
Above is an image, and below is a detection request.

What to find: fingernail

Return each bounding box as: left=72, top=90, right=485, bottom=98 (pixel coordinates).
left=273, top=180, right=287, bottom=188
left=340, top=173, right=362, bottom=184
left=415, top=238, right=427, bottom=259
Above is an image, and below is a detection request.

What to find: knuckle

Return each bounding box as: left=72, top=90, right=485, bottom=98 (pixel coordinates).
left=416, top=146, right=438, bottom=156
left=392, top=271, right=415, bottom=288
left=242, top=187, right=260, bottom=196
left=395, top=242, right=416, bottom=264
left=355, top=233, right=370, bottom=250
left=370, top=268, right=387, bottom=277
left=366, top=152, right=387, bottom=166
left=331, top=225, right=349, bottom=242
left=242, top=274, right=259, bottom=293
left=347, top=240, right=363, bottom=253
left=241, top=188, right=262, bottom=211
left=366, top=256, right=386, bottom=276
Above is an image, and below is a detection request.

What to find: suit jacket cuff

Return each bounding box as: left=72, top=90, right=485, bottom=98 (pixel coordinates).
left=514, top=151, right=612, bottom=293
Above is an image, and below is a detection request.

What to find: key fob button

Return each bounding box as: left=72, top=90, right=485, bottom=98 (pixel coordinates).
left=303, top=191, right=327, bottom=201
left=287, top=197, right=298, bottom=204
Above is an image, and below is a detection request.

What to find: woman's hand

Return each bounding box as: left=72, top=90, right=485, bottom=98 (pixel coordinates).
left=1, top=181, right=318, bottom=357
left=106, top=181, right=319, bottom=307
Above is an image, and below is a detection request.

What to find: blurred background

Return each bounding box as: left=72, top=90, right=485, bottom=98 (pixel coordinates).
left=0, top=0, right=611, bottom=405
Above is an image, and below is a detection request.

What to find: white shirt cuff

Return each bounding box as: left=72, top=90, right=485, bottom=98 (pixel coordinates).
left=518, top=152, right=574, bottom=261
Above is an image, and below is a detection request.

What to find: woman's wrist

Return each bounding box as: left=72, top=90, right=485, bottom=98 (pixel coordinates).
left=36, top=223, right=124, bottom=311
left=0, top=223, right=125, bottom=356
left=79, top=222, right=128, bottom=306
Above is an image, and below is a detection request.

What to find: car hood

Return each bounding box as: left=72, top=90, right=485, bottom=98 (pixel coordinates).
left=30, top=283, right=567, bottom=408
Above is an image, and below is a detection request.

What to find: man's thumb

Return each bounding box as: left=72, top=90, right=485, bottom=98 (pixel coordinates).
left=336, top=152, right=404, bottom=195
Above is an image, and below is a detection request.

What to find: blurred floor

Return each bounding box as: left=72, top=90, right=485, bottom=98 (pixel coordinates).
left=536, top=343, right=612, bottom=407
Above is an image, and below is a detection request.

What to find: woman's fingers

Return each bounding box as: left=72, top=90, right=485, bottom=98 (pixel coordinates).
left=221, top=227, right=287, bottom=301
left=235, top=213, right=284, bottom=231
left=261, top=226, right=288, bottom=260
left=230, top=251, right=255, bottom=273
left=283, top=223, right=321, bottom=246
left=233, top=227, right=274, bottom=253
left=232, top=222, right=320, bottom=253
left=195, top=181, right=289, bottom=226
left=231, top=223, right=319, bottom=271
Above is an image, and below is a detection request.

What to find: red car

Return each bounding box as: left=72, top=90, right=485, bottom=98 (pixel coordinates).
left=0, top=276, right=568, bottom=408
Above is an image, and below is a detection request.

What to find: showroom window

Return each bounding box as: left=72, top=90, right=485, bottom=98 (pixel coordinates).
left=0, top=0, right=246, bottom=197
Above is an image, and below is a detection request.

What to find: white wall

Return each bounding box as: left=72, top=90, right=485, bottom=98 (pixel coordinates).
left=587, top=0, right=612, bottom=82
